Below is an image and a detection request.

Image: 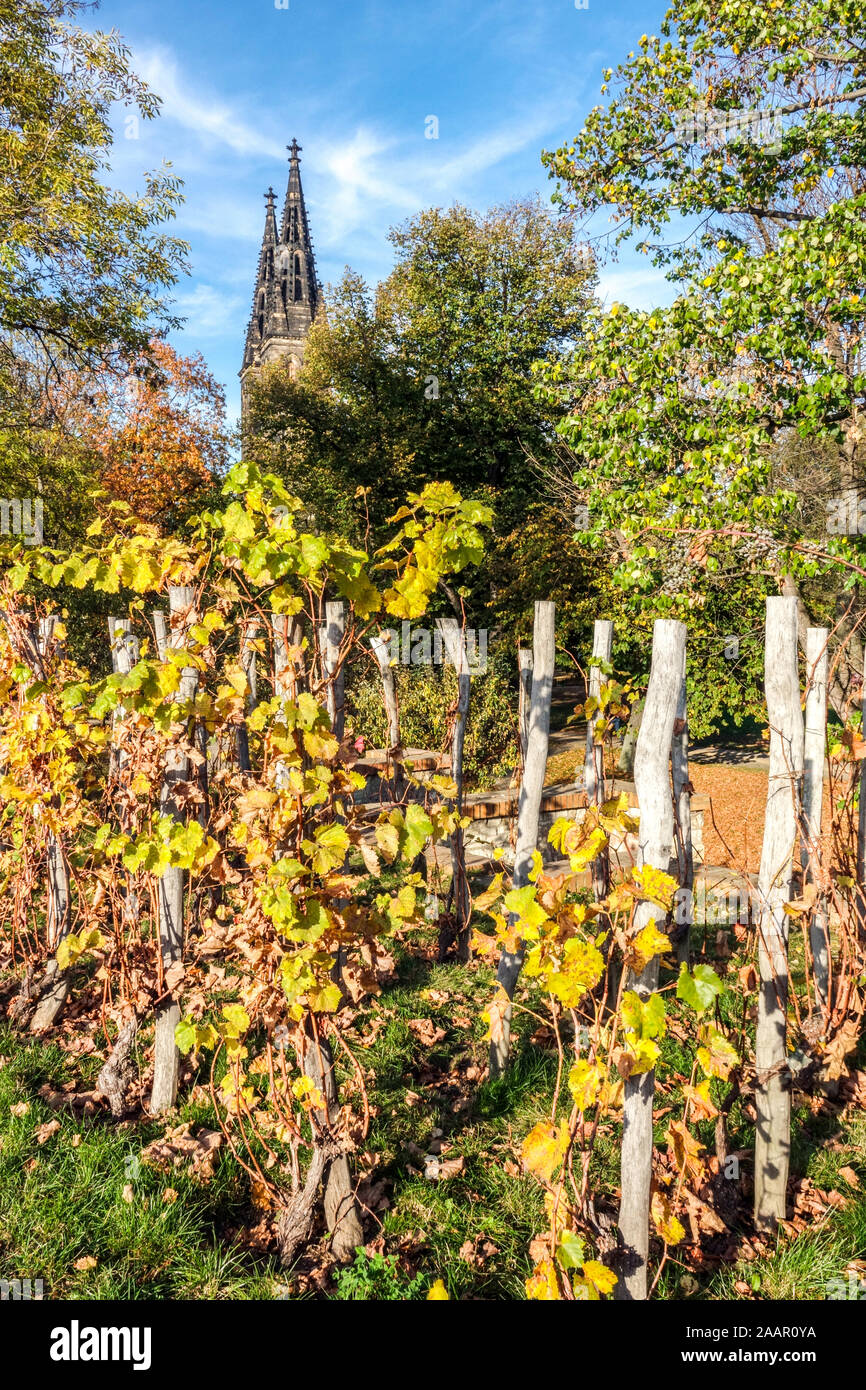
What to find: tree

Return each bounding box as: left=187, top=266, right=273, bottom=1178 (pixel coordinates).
left=0, top=0, right=192, bottom=670
left=77, top=340, right=229, bottom=530
left=0, top=0, right=186, bottom=381
left=539, top=0, right=866, bottom=715
left=246, top=199, right=596, bottom=632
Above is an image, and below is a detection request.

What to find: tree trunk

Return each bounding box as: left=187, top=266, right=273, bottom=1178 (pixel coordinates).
left=490, top=602, right=556, bottom=1076
left=802, top=628, right=830, bottom=1010
left=754, top=596, right=803, bottom=1232
left=617, top=619, right=686, bottom=1301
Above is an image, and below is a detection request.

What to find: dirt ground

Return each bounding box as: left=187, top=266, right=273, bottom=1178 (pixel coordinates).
left=546, top=746, right=835, bottom=877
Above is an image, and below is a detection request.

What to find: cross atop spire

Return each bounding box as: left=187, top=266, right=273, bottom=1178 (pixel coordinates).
left=288, top=138, right=302, bottom=162
left=264, top=186, right=276, bottom=209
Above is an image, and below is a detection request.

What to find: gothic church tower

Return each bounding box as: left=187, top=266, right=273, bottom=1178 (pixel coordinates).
left=240, top=139, right=320, bottom=416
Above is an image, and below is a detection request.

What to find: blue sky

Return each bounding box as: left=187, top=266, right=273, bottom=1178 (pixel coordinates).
left=96, top=0, right=675, bottom=425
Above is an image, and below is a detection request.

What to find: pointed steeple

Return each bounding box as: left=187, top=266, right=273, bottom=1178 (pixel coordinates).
left=241, top=188, right=278, bottom=374
left=241, top=141, right=320, bottom=398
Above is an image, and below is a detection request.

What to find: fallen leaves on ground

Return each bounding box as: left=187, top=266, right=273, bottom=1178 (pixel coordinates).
left=140, top=1123, right=222, bottom=1179
left=407, top=1018, right=447, bottom=1047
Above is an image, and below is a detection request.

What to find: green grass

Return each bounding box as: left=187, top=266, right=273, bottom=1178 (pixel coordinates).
left=1, top=922, right=864, bottom=1300
left=0, top=1026, right=281, bottom=1299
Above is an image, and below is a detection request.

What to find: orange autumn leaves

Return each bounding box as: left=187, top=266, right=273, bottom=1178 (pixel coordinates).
left=78, top=341, right=228, bottom=527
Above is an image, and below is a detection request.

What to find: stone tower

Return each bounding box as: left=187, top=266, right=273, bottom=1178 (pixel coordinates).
left=240, top=139, right=320, bottom=415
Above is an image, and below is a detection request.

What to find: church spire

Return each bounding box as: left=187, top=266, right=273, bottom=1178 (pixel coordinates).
left=240, top=140, right=320, bottom=395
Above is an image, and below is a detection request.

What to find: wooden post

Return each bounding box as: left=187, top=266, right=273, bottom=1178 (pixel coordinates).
left=617, top=618, right=686, bottom=1301
left=517, top=647, right=533, bottom=766
left=803, top=628, right=829, bottom=1011
left=322, top=601, right=345, bottom=741
left=490, top=602, right=556, bottom=1076
left=754, top=596, right=803, bottom=1232
left=671, top=644, right=693, bottom=967
left=270, top=613, right=295, bottom=792
left=108, top=617, right=141, bottom=930
left=585, top=620, right=613, bottom=804
left=617, top=696, right=644, bottom=778
left=370, top=631, right=403, bottom=799
left=151, top=586, right=198, bottom=1114
left=436, top=618, right=472, bottom=960
left=30, top=616, right=72, bottom=1033
left=108, top=616, right=140, bottom=769
left=152, top=610, right=168, bottom=661
left=857, top=684, right=866, bottom=939
left=370, top=633, right=400, bottom=752
left=236, top=620, right=259, bottom=774
left=585, top=620, right=613, bottom=903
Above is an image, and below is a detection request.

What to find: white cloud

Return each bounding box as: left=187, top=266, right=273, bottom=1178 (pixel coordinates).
left=134, top=47, right=285, bottom=161
left=173, top=283, right=245, bottom=339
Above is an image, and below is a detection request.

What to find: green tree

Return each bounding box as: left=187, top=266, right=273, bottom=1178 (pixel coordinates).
left=246, top=199, right=597, bottom=636
left=539, top=0, right=866, bottom=717
left=0, top=0, right=192, bottom=666
left=0, top=0, right=187, bottom=378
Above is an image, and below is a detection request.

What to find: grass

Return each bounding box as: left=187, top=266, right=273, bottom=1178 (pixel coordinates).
left=0, top=921, right=864, bottom=1301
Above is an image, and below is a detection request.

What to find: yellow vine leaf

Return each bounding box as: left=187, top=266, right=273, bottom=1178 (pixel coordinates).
left=582, top=1260, right=618, bottom=1295
left=521, top=1120, right=570, bottom=1181
left=525, top=1259, right=561, bottom=1300
left=567, top=1058, right=603, bottom=1111
left=651, top=1190, right=686, bottom=1245
left=627, top=920, right=671, bottom=972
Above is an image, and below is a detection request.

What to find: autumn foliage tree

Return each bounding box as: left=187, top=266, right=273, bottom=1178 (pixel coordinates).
left=77, top=341, right=229, bottom=530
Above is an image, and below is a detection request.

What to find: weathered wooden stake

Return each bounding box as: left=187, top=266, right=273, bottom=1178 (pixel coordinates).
left=108, top=617, right=141, bottom=930
left=857, top=684, right=866, bottom=939
left=754, top=596, right=803, bottom=1232
left=370, top=633, right=400, bottom=751
left=802, top=627, right=829, bottom=1010
left=671, top=644, right=693, bottom=967
left=151, top=586, right=198, bottom=1114
left=236, top=620, right=259, bottom=773
left=436, top=618, right=472, bottom=960
left=617, top=618, right=686, bottom=1301
left=322, top=601, right=345, bottom=741
left=270, top=613, right=293, bottom=791
left=517, top=646, right=533, bottom=766
left=30, top=617, right=72, bottom=1033
left=152, top=609, right=168, bottom=661
left=585, top=620, right=613, bottom=804
left=585, top=620, right=613, bottom=903
left=490, top=602, right=556, bottom=1076
left=617, top=696, right=644, bottom=778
